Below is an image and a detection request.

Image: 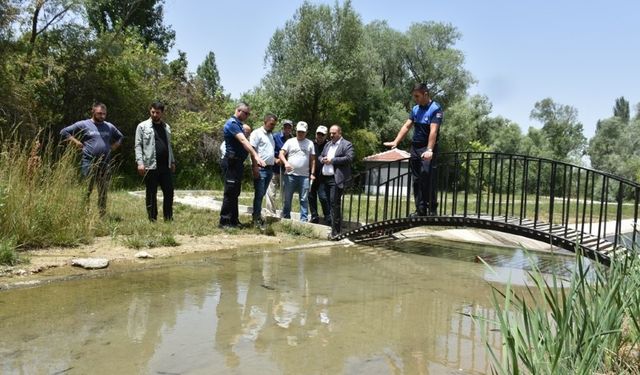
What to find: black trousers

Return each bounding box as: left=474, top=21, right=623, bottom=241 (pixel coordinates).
left=220, top=157, right=244, bottom=226
left=144, top=168, right=174, bottom=221
left=322, top=176, right=343, bottom=237
left=309, top=175, right=331, bottom=223
left=409, top=145, right=438, bottom=214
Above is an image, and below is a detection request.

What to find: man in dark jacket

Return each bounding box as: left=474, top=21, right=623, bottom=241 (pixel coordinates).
left=319, top=125, right=354, bottom=238
left=309, top=125, right=330, bottom=224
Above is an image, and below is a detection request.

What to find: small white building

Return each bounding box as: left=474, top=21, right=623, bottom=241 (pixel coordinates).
left=363, top=149, right=411, bottom=195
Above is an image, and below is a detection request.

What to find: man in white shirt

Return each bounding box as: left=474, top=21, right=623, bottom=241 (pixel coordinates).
left=249, top=114, right=277, bottom=225
left=279, top=121, right=316, bottom=221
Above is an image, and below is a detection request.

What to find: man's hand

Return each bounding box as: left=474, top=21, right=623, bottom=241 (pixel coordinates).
left=170, top=163, right=176, bottom=173
left=421, top=150, right=433, bottom=161
left=275, top=159, right=281, bottom=165
left=137, top=164, right=145, bottom=176
left=310, top=174, right=316, bottom=181
left=383, top=141, right=397, bottom=149
left=255, top=156, right=266, bottom=168
left=322, top=157, right=332, bottom=165
left=285, top=162, right=293, bottom=173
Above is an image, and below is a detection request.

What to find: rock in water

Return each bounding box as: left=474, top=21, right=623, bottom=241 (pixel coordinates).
left=135, top=251, right=154, bottom=259
left=71, top=258, right=109, bottom=269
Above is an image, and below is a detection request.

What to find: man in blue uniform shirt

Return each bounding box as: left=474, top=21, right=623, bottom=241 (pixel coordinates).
left=219, top=102, right=266, bottom=228
left=384, top=83, right=443, bottom=216
left=60, top=102, right=123, bottom=216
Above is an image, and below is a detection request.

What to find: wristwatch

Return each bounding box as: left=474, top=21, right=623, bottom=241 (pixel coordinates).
left=426, top=148, right=433, bottom=152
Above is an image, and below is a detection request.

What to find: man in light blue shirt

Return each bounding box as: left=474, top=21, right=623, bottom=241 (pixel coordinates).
left=249, top=114, right=277, bottom=225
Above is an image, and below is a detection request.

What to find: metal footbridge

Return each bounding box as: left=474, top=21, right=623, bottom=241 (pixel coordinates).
left=334, top=152, right=640, bottom=266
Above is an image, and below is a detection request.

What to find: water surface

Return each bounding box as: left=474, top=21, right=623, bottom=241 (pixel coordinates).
left=0, top=240, right=576, bottom=374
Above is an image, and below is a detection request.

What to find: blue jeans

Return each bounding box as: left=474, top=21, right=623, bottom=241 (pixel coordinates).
left=252, top=168, right=273, bottom=219
left=282, top=174, right=310, bottom=221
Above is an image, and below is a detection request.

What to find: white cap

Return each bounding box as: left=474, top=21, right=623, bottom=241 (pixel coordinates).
left=316, top=125, right=328, bottom=134
left=296, top=121, right=308, bottom=132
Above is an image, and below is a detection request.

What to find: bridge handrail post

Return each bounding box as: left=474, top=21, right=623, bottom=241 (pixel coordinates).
left=382, top=161, right=391, bottom=221
left=596, top=176, right=607, bottom=252
left=477, top=153, right=485, bottom=218
left=633, top=186, right=639, bottom=252
left=534, top=159, right=542, bottom=229
left=549, top=162, right=557, bottom=233
left=464, top=152, right=470, bottom=218
left=613, top=180, right=623, bottom=249
left=564, top=165, right=573, bottom=237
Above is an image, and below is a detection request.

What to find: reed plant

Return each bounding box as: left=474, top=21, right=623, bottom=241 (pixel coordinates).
left=0, top=138, right=99, bottom=249
left=478, top=251, right=640, bottom=374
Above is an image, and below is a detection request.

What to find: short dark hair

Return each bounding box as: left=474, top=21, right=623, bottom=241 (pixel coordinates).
left=92, top=102, right=107, bottom=111
left=411, top=83, right=429, bottom=95
left=264, top=113, right=278, bottom=122
left=150, top=101, right=165, bottom=111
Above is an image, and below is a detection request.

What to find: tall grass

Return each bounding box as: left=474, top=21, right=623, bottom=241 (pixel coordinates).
left=0, top=138, right=99, bottom=249
left=478, top=252, right=640, bottom=374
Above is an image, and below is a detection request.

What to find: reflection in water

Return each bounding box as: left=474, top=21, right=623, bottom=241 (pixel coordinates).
left=0, top=242, right=573, bottom=374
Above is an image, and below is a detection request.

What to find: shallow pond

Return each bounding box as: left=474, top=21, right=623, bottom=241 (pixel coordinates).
left=0, top=239, right=577, bottom=374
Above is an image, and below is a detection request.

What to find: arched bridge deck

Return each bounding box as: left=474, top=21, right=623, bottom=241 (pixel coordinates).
left=334, top=152, right=640, bottom=266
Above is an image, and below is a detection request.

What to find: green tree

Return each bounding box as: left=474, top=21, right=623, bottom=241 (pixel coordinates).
left=262, top=0, right=369, bottom=129
left=196, top=51, right=222, bottom=98
left=530, top=98, right=586, bottom=162
left=401, top=22, right=474, bottom=108
left=85, top=0, right=175, bottom=52
left=613, top=96, right=630, bottom=123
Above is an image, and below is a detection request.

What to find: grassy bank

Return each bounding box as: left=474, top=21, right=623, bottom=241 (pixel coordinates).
left=0, top=140, right=99, bottom=253
left=0, top=138, right=320, bottom=265
left=478, top=252, right=640, bottom=374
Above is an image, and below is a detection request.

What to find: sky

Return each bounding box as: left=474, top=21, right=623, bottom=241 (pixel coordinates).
left=163, top=0, right=640, bottom=138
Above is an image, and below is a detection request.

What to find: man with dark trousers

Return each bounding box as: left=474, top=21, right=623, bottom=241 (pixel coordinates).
left=309, top=125, right=330, bottom=224
left=266, top=119, right=293, bottom=216
left=384, top=83, right=443, bottom=216
left=319, top=125, right=354, bottom=238
left=135, top=101, right=176, bottom=221
left=219, top=102, right=266, bottom=228
left=60, top=102, right=123, bottom=216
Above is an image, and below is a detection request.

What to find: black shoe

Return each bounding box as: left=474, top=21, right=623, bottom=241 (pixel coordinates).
left=408, top=210, right=426, bottom=218
left=310, top=216, right=320, bottom=224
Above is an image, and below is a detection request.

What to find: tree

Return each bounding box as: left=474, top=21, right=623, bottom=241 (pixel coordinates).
left=262, top=0, right=369, bottom=129
left=613, top=96, right=630, bottom=123
left=85, top=0, right=175, bottom=52
left=196, top=51, right=222, bottom=98
left=401, top=22, right=474, bottom=108
left=530, top=98, right=586, bottom=162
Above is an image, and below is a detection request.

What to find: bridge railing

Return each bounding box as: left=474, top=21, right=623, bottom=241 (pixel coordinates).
left=341, top=152, right=640, bottom=253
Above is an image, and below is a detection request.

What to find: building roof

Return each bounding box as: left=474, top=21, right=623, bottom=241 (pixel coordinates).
left=363, top=148, right=411, bottom=162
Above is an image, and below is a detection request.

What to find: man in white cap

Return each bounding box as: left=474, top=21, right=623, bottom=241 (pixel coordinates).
left=279, top=121, right=316, bottom=221
left=309, top=125, right=330, bottom=224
